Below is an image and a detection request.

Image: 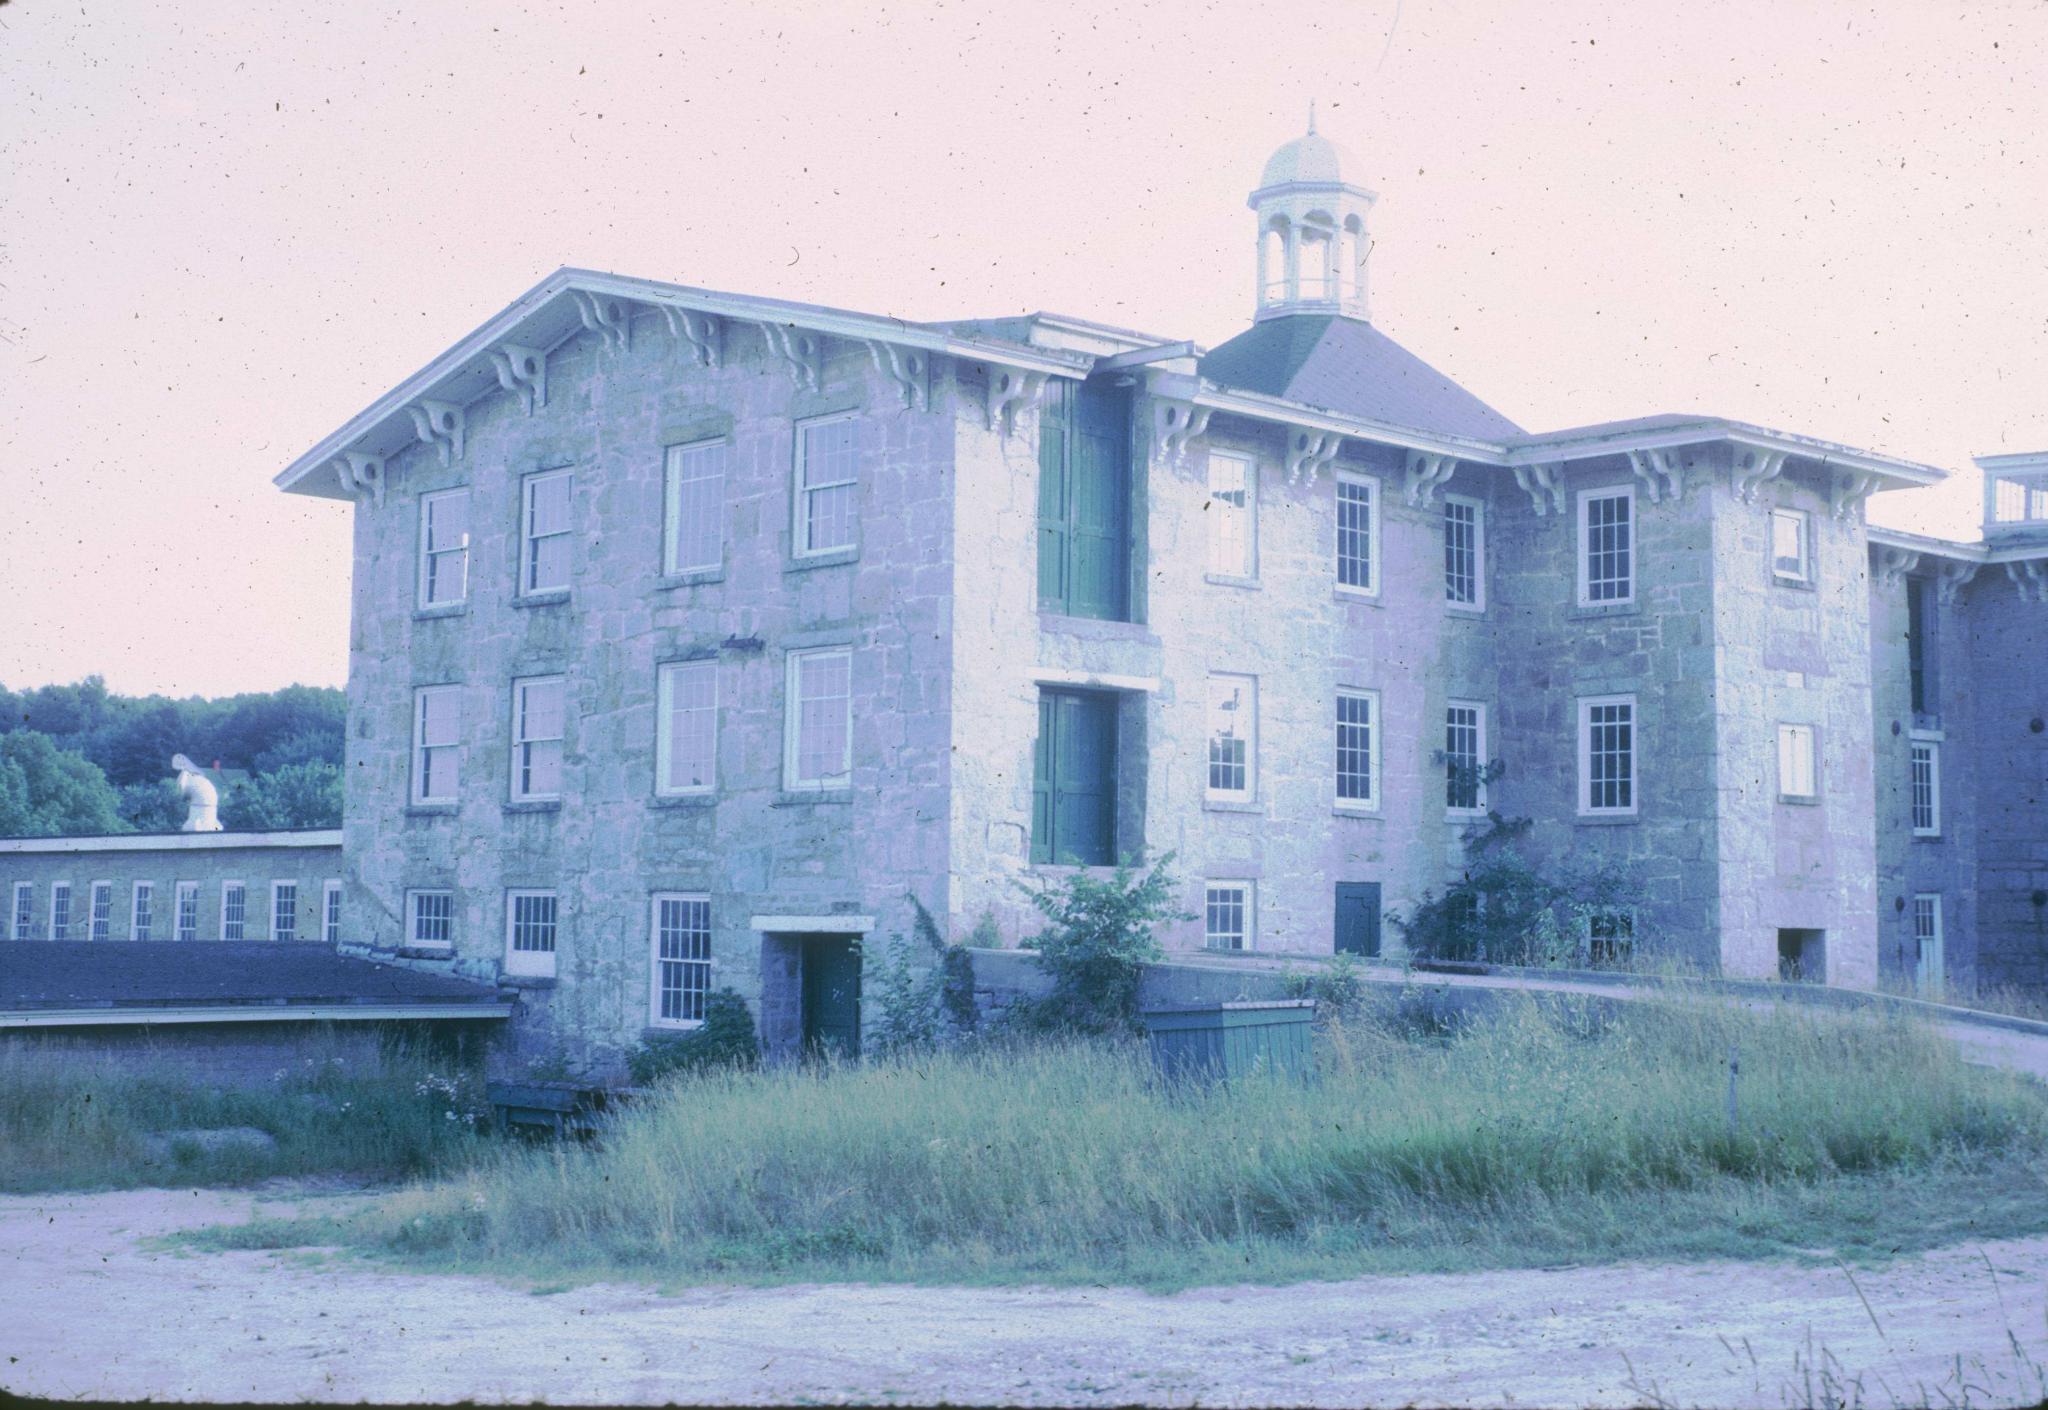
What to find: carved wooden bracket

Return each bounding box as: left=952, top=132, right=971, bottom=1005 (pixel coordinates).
left=1511, top=461, right=1566, bottom=516
left=1626, top=448, right=1687, bottom=503
left=866, top=341, right=931, bottom=412
left=1935, top=560, right=1979, bottom=605
left=1876, top=545, right=1921, bottom=587
left=1732, top=448, right=1789, bottom=505
left=1403, top=452, right=1458, bottom=508
left=407, top=399, right=465, bottom=467
left=1284, top=429, right=1342, bottom=487
left=760, top=322, right=823, bottom=392
left=661, top=307, right=724, bottom=368
left=489, top=344, right=547, bottom=416
left=573, top=290, right=633, bottom=352
left=332, top=452, right=385, bottom=508
left=1830, top=468, right=1880, bottom=521
left=1152, top=399, right=1214, bottom=466
left=2006, top=559, right=2048, bottom=603
left=985, top=368, right=1047, bottom=436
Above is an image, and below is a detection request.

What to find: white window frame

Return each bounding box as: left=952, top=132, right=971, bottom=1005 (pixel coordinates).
left=519, top=468, right=575, bottom=596
left=1205, top=450, right=1258, bottom=580
left=1588, top=907, right=1637, bottom=966
left=1204, top=881, right=1255, bottom=952
left=784, top=647, right=853, bottom=791
left=1443, top=493, right=1486, bottom=612
left=271, top=880, right=298, bottom=943
left=1334, top=471, right=1380, bottom=597
left=88, top=880, right=113, bottom=942
left=174, top=881, right=199, bottom=943
left=649, top=892, right=714, bottom=1029
left=656, top=659, right=719, bottom=797
left=504, top=889, right=558, bottom=978
left=1577, top=694, right=1639, bottom=817
left=1335, top=687, right=1381, bottom=812
left=49, top=881, right=72, bottom=941
left=793, top=413, right=859, bottom=558
left=1912, top=893, right=1945, bottom=999
left=1204, top=673, right=1258, bottom=804
left=1777, top=723, right=1818, bottom=800
left=416, top=487, right=471, bottom=608
left=12, top=882, right=33, bottom=941
left=1445, top=700, right=1489, bottom=814
left=1770, top=506, right=1811, bottom=584
left=322, top=879, right=343, bottom=946
left=220, top=880, right=247, bottom=942
left=1577, top=485, right=1636, bottom=607
left=510, top=675, right=567, bottom=802
left=1910, top=736, right=1941, bottom=837
left=408, top=889, right=455, bottom=951
left=663, top=439, right=728, bottom=575
left=130, top=881, right=154, bottom=942
left=412, top=684, right=463, bottom=806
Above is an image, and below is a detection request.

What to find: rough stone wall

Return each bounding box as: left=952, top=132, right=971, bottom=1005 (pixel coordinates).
left=1962, top=575, right=2048, bottom=986
left=341, top=314, right=957, bottom=1078
left=0, top=838, right=342, bottom=943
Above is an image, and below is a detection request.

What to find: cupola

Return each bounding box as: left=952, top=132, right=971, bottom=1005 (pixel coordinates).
left=1250, top=108, right=1377, bottom=322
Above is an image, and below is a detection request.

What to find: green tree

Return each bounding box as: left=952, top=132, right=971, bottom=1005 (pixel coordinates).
left=116, top=778, right=186, bottom=832
left=219, top=761, right=343, bottom=830
left=0, top=731, right=130, bottom=837
left=1021, top=855, right=1191, bottom=1036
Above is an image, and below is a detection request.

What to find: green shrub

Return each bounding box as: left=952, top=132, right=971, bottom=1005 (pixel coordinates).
left=1391, top=822, right=1640, bottom=968
left=626, top=988, right=760, bottom=1084
left=1020, top=855, right=1190, bottom=1036
left=868, top=933, right=945, bottom=1057
left=1282, top=952, right=1367, bottom=1022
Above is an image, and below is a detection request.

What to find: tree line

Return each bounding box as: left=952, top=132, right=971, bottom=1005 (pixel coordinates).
left=0, top=677, right=344, bottom=837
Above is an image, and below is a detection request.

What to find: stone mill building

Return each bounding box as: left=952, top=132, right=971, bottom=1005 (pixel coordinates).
left=239, top=125, right=2045, bottom=1069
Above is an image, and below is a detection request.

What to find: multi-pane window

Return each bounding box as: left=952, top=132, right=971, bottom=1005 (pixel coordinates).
left=1445, top=702, right=1488, bottom=812
left=785, top=649, right=852, bottom=790
left=657, top=659, right=718, bottom=795
left=505, top=890, right=558, bottom=977
left=12, top=882, right=32, bottom=941
left=417, top=488, right=470, bottom=608
left=221, top=881, right=247, bottom=942
left=520, top=469, right=574, bottom=594
left=413, top=685, right=462, bottom=805
left=1206, top=451, right=1256, bottom=578
left=410, top=890, right=454, bottom=949
left=323, top=880, right=343, bottom=945
left=1778, top=724, right=1817, bottom=799
left=795, top=415, right=859, bottom=557
left=175, top=882, right=199, bottom=943
left=272, top=882, right=298, bottom=942
left=1205, top=674, right=1257, bottom=803
left=89, top=882, right=112, bottom=942
left=650, top=893, right=713, bottom=1027
left=1444, top=495, right=1485, bottom=609
left=1204, top=882, right=1254, bottom=951
left=1578, top=488, right=1635, bottom=605
left=1032, top=688, right=1119, bottom=866
left=1770, top=508, right=1810, bottom=583
left=511, top=676, right=567, bottom=801
left=1336, top=689, right=1379, bottom=809
left=131, top=882, right=153, bottom=942
left=1335, top=473, right=1377, bottom=594
left=1578, top=695, right=1637, bottom=815
left=49, top=882, right=72, bottom=941
left=663, top=440, right=727, bottom=574
left=1912, top=894, right=1945, bottom=998
left=1588, top=909, right=1635, bottom=967
left=1910, top=738, right=1941, bottom=836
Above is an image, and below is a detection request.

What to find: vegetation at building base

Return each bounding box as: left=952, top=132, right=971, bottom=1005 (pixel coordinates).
left=1012, top=856, right=1191, bottom=1036
left=186, top=993, right=2048, bottom=1289
left=625, top=989, right=761, bottom=1083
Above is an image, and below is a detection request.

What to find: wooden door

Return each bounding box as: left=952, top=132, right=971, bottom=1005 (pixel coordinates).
left=800, top=936, right=863, bottom=1060
left=1335, top=882, right=1381, bottom=956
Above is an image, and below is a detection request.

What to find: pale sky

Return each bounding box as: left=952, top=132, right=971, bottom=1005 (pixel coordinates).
left=2, top=0, right=2044, bottom=696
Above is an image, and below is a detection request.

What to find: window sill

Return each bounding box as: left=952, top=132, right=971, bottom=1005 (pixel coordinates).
left=1037, top=613, right=1157, bottom=642
left=1202, top=799, right=1264, bottom=815
left=1204, top=573, right=1262, bottom=591
left=1446, top=602, right=1486, bottom=617
left=641, top=1022, right=707, bottom=1038
left=500, top=973, right=557, bottom=989
left=786, top=549, right=859, bottom=574
left=650, top=793, right=718, bottom=810
left=774, top=790, right=853, bottom=807
left=395, top=946, right=455, bottom=961
left=658, top=569, right=726, bottom=590
left=513, top=590, right=572, bottom=610
left=1447, top=808, right=1489, bottom=820
left=1570, top=601, right=1639, bottom=620
left=1771, top=575, right=1818, bottom=593
left=405, top=803, right=459, bottom=818
left=1333, top=586, right=1382, bottom=606
left=1777, top=794, right=1822, bottom=807
left=504, top=799, right=563, bottom=815
left=1574, top=812, right=1640, bottom=826
left=1333, top=804, right=1382, bottom=819
left=413, top=603, right=469, bottom=622
left=1912, top=831, right=1944, bottom=843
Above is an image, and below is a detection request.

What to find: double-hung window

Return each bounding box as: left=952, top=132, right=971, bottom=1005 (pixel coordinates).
left=794, top=415, right=858, bottom=557
left=657, top=659, right=718, bottom=796
left=1778, top=724, right=1818, bottom=800
left=88, top=881, right=112, bottom=942
left=505, top=889, right=558, bottom=977
left=649, top=893, right=713, bottom=1027
left=663, top=440, right=727, bottom=574
left=412, top=685, right=462, bottom=805
left=1032, top=689, right=1119, bottom=866
left=511, top=676, right=566, bottom=801
left=1912, top=894, right=1945, bottom=998
left=1578, top=487, right=1635, bottom=605
left=418, top=488, right=470, bottom=608
left=1206, top=451, right=1256, bottom=579
left=1578, top=695, right=1638, bottom=816
left=1335, top=472, right=1378, bottom=595
left=1445, top=701, right=1488, bottom=812
left=1204, top=882, right=1254, bottom=952
left=1444, top=494, right=1485, bottom=609
left=49, top=882, right=72, bottom=941
left=174, top=882, right=199, bottom=943
left=1910, top=737, right=1941, bottom=836
left=1205, top=674, right=1257, bottom=804
left=131, top=882, right=153, bottom=942
left=1335, top=688, right=1379, bottom=810
left=1770, top=508, right=1810, bottom=584
left=272, top=881, right=298, bottom=942
left=409, top=890, right=454, bottom=950
left=323, top=880, right=343, bottom=945
left=784, top=648, right=852, bottom=791
left=520, top=469, right=574, bottom=594
left=221, top=881, right=247, bottom=941
left=13, top=882, right=33, bottom=941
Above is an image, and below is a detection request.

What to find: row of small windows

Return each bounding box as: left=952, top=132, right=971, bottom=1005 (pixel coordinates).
left=8, top=879, right=342, bottom=944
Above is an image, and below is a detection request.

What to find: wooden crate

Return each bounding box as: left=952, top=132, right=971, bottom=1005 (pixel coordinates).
left=1139, top=1000, right=1314, bottom=1084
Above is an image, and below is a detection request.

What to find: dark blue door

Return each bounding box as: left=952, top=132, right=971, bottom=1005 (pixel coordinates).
left=1335, top=882, right=1381, bottom=956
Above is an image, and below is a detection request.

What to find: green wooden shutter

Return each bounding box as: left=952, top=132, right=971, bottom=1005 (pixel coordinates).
left=1067, top=383, right=1129, bottom=621
left=1030, top=693, right=1056, bottom=864
left=1036, top=382, right=1071, bottom=611
left=1052, top=692, right=1117, bottom=865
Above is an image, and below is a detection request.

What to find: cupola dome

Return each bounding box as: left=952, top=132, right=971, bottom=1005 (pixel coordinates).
left=1250, top=111, right=1378, bottom=322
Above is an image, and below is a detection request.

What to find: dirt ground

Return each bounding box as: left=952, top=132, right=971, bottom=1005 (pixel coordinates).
left=5, top=1185, right=2048, bottom=1407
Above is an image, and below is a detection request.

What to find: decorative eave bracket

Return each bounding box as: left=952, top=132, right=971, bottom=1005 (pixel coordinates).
left=985, top=368, right=1048, bottom=437
left=573, top=290, right=633, bottom=352
left=1732, top=448, right=1789, bottom=505
left=1403, top=452, right=1458, bottom=508
left=759, top=322, right=824, bottom=393
left=1284, top=429, right=1342, bottom=487
left=1935, top=560, right=1979, bottom=605
left=1830, top=468, right=1881, bottom=522
left=406, top=399, right=465, bottom=467
left=489, top=344, right=547, bottom=416
left=2006, top=559, right=2048, bottom=604
left=1626, top=448, right=1688, bottom=503
left=866, top=341, right=932, bottom=412
left=1152, top=398, right=1214, bottom=467
left=1875, top=546, right=1921, bottom=587
left=662, top=307, right=724, bottom=368
left=1511, top=461, right=1567, bottom=516
left=331, top=452, right=385, bottom=508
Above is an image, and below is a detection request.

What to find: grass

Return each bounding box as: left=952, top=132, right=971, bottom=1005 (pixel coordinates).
left=180, top=991, right=2048, bottom=1288
left=0, top=1030, right=490, bottom=1192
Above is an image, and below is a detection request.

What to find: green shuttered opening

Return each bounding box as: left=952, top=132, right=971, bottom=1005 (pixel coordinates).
left=1038, top=380, right=1132, bottom=621
left=1031, top=689, right=1118, bottom=866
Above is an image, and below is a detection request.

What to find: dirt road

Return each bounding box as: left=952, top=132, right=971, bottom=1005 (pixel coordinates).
left=5, top=1184, right=2048, bottom=1407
